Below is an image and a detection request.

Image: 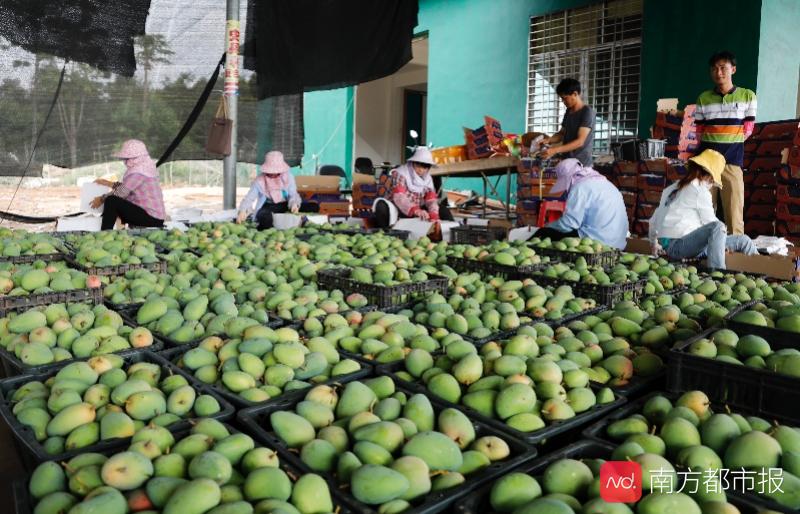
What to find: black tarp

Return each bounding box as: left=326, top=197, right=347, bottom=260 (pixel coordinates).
left=0, top=0, right=150, bottom=77
left=244, top=0, right=418, bottom=98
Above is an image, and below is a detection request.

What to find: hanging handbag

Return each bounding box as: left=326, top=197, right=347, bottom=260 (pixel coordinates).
left=205, top=95, right=232, bottom=155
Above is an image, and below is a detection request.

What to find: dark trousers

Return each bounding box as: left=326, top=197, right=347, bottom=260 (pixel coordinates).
left=101, top=196, right=164, bottom=230
left=374, top=200, right=454, bottom=229
left=534, top=227, right=579, bottom=241
left=255, top=201, right=319, bottom=229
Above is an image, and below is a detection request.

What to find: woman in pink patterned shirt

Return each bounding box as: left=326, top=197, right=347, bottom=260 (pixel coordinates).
left=373, top=147, right=453, bottom=228
left=91, top=139, right=166, bottom=230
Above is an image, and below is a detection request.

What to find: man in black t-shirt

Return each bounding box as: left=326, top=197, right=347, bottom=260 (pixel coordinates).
left=541, top=78, right=596, bottom=166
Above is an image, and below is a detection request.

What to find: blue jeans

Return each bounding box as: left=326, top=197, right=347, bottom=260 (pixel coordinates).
left=665, top=221, right=757, bottom=269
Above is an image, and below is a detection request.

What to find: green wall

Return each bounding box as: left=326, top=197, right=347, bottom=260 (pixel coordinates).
left=638, top=0, right=762, bottom=135
left=757, top=0, right=800, bottom=122
left=293, top=87, right=354, bottom=176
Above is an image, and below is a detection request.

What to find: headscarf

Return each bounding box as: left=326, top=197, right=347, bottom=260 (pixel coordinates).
left=395, top=162, right=434, bottom=195
left=114, top=139, right=158, bottom=178
left=255, top=150, right=291, bottom=203
left=549, top=158, right=604, bottom=194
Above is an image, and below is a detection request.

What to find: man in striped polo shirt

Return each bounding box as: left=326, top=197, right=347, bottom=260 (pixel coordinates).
left=694, top=51, right=757, bottom=235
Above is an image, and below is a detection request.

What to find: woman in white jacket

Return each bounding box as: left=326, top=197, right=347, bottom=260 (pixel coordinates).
left=648, top=149, right=757, bottom=269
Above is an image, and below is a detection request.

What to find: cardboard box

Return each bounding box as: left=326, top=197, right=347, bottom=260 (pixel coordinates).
left=317, top=201, right=350, bottom=216
left=295, top=175, right=340, bottom=193
left=625, top=237, right=800, bottom=281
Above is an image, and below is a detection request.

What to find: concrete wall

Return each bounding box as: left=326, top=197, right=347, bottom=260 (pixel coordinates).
left=757, top=0, right=800, bottom=121
left=638, top=0, right=762, bottom=135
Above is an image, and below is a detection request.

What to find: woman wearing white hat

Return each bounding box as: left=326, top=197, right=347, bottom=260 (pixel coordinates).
left=648, top=149, right=757, bottom=268
left=236, top=150, right=319, bottom=229
left=373, top=147, right=453, bottom=228
left=91, top=139, right=166, bottom=230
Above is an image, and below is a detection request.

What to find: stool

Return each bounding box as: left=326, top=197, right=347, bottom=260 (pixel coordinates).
left=537, top=200, right=566, bottom=227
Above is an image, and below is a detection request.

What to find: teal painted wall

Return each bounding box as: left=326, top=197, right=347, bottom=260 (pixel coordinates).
left=638, top=0, right=762, bottom=135
left=294, top=88, right=354, bottom=177
left=757, top=0, right=800, bottom=122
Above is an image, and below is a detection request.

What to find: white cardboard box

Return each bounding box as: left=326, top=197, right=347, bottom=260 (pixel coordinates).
left=56, top=213, right=102, bottom=232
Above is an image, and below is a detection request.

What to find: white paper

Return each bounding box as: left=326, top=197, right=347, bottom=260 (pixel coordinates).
left=465, top=218, right=489, bottom=226
left=202, top=209, right=238, bottom=222
left=170, top=208, right=203, bottom=222
left=56, top=213, right=102, bottom=232
left=509, top=226, right=538, bottom=242
left=439, top=221, right=460, bottom=242
left=304, top=215, right=329, bottom=225
left=272, top=213, right=304, bottom=230
left=164, top=221, right=188, bottom=231
left=393, top=219, right=433, bottom=240
left=753, top=236, right=794, bottom=256
left=80, top=183, right=111, bottom=214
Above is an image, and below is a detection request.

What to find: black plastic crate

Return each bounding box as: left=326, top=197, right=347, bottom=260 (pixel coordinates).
left=581, top=391, right=800, bottom=513
left=454, top=438, right=776, bottom=514
left=0, top=351, right=234, bottom=471
left=237, top=374, right=537, bottom=514
left=0, top=251, right=68, bottom=265
left=12, top=421, right=354, bottom=514
left=445, top=255, right=545, bottom=279
left=384, top=370, right=625, bottom=447
left=534, top=246, right=619, bottom=268
left=317, top=267, right=449, bottom=309
left=366, top=228, right=411, bottom=240
left=668, top=327, right=800, bottom=424
left=449, top=225, right=508, bottom=245
left=0, top=286, right=104, bottom=315
left=0, top=305, right=163, bottom=377
left=530, top=274, right=646, bottom=307
left=66, top=256, right=167, bottom=277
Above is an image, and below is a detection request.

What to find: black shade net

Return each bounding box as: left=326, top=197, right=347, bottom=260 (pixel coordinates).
left=0, top=0, right=305, bottom=177
left=244, top=0, right=418, bottom=98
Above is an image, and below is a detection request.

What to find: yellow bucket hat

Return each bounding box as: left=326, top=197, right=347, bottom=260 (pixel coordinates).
left=688, top=149, right=725, bottom=187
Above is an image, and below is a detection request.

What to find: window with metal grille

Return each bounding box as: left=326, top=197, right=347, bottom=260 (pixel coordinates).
left=527, top=0, right=643, bottom=155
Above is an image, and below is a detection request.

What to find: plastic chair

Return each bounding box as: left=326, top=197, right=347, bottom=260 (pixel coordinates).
left=537, top=200, right=566, bottom=227
left=354, top=157, right=374, bottom=176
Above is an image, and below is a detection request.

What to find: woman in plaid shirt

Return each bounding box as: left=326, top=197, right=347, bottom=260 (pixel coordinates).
left=374, top=147, right=453, bottom=228
left=91, top=139, right=166, bottom=230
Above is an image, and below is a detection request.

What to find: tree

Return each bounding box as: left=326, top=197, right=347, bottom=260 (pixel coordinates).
left=135, top=35, right=174, bottom=117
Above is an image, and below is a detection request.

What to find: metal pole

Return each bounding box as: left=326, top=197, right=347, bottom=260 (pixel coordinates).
left=223, top=0, right=240, bottom=209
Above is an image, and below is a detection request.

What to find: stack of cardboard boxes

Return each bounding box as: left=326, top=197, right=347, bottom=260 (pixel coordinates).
left=295, top=176, right=350, bottom=217
left=613, top=161, right=639, bottom=233
left=631, top=159, right=669, bottom=237
left=652, top=104, right=698, bottom=160
left=464, top=116, right=505, bottom=160
left=741, top=121, right=799, bottom=237
left=773, top=121, right=800, bottom=242
left=515, top=157, right=560, bottom=227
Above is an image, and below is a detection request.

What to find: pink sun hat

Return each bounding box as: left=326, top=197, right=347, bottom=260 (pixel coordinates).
left=112, top=139, right=149, bottom=159
left=261, top=150, right=291, bottom=175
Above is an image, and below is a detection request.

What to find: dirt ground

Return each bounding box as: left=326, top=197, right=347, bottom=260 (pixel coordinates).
left=0, top=186, right=251, bottom=231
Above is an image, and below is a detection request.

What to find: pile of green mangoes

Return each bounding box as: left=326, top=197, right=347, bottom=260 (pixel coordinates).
left=0, top=303, right=155, bottom=367
left=687, top=328, right=800, bottom=376
left=27, top=420, right=337, bottom=514
left=67, top=232, right=160, bottom=268
left=0, top=230, right=64, bottom=257
left=391, top=331, right=617, bottom=432
left=599, top=391, right=800, bottom=509
left=10, top=358, right=223, bottom=454
left=528, top=236, right=613, bottom=254
left=267, top=377, right=517, bottom=509
left=731, top=297, right=800, bottom=333
left=346, top=264, right=435, bottom=287
left=0, top=260, right=90, bottom=296
left=133, top=291, right=266, bottom=344
left=102, top=269, right=170, bottom=305
left=174, top=327, right=363, bottom=404
left=406, top=280, right=596, bottom=339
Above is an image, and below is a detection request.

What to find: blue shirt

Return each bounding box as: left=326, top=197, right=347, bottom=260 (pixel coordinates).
left=546, top=178, right=629, bottom=249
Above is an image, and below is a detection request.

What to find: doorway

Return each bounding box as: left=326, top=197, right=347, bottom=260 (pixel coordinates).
left=353, top=36, right=428, bottom=172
